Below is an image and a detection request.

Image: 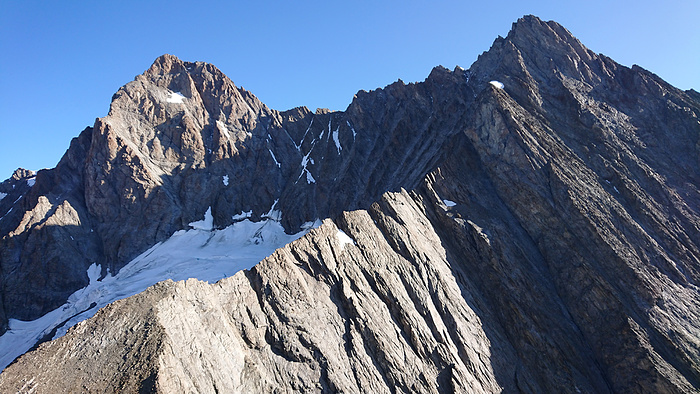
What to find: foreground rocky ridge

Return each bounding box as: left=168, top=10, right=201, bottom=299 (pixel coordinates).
left=2, top=173, right=699, bottom=392
left=1, top=15, right=700, bottom=393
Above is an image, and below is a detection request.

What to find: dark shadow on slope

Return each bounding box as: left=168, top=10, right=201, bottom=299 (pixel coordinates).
left=421, top=123, right=700, bottom=391
left=414, top=133, right=612, bottom=392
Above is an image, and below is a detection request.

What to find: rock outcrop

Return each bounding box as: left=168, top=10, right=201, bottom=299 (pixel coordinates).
left=1, top=15, right=700, bottom=393
left=1, top=53, right=472, bottom=330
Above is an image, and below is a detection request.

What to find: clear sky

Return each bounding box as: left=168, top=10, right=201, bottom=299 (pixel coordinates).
left=1, top=1, right=698, bottom=181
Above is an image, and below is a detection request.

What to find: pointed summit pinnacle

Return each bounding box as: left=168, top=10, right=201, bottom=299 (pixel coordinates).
left=505, top=15, right=594, bottom=63
left=145, top=54, right=189, bottom=77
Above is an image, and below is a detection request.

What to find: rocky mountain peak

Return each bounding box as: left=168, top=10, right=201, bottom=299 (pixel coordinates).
left=144, top=53, right=188, bottom=76
left=467, top=15, right=600, bottom=97
left=1, top=15, right=700, bottom=393
left=314, top=107, right=334, bottom=115
left=10, top=168, right=35, bottom=181
left=507, top=15, right=589, bottom=53
left=109, top=53, right=271, bottom=138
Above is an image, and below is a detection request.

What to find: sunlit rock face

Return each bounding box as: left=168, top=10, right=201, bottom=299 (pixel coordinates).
left=1, top=15, right=700, bottom=393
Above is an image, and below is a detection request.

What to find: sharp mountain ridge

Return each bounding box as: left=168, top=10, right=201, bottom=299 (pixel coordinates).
left=1, top=15, right=700, bottom=393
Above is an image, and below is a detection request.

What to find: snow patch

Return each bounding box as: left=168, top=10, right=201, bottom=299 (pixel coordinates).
left=262, top=199, right=282, bottom=222
left=0, top=216, right=315, bottom=371
left=189, top=207, right=214, bottom=231
left=332, top=126, right=342, bottom=154
left=297, top=147, right=316, bottom=184
left=443, top=199, right=457, bottom=207
left=337, top=229, right=356, bottom=250
left=0, top=207, right=13, bottom=222
left=232, top=210, right=252, bottom=221
left=216, top=120, right=231, bottom=140
left=300, top=219, right=322, bottom=231
left=489, top=80, right=504, bottom=89
left=26, top=177, right=36, bottom=187
left=86, top=263, right=101, bottom=285
left=269, top=149, right=281, bottom=168
left=0, top=192, right=6, bottom=201
left=296, top=117, right=314, bottom=150
left=346, top=120, right=357, bottom=140
left=166, top=91, right=186, bottom=103
left=306, top=171, right=316, bottom=184
left=222, top=175, right=229, bottom=186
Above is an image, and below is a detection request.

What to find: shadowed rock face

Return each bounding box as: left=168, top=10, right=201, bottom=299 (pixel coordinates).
left=1, top=15, right=700, bottom=393
left=1, top=53, right=472, bottom=327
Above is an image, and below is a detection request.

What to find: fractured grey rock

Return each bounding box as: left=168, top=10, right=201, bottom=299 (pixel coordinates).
left=1, top=14, right=700, bottom=393
left=0, top=53, right=473, bottom=325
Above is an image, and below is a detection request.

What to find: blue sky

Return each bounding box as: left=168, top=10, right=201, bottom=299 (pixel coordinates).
left=1, top=1, right=698, bottom=180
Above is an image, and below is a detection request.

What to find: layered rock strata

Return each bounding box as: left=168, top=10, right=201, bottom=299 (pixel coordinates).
left=1, top=15, right=699, bottom=393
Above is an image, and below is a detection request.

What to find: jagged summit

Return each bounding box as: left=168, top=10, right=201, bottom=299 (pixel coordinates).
left=145, top=53, right=189, bottom=74
left=9, top=168, right=36, bottom=181
left=469, top=16, right=599, bottom=92
left=508, top=14, right=588, bottom=49
left=1, top=15, right=699, bottom=393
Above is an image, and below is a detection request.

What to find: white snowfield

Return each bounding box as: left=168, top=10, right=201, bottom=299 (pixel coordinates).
left=332, top=126, right=342, bottom=154
left=489, top=80, right=504, bottom=89
left=0, top=214, right=320, bottom=372
left=268, top=149, right=281, bottom=168
left=336, top=229, right=355, bottom=251
left=166, top=91, right=186, bottom=103
left=443, top=199, right=457, bottom=207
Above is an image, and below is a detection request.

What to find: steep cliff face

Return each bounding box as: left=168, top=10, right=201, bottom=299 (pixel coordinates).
left=0, top=54, right=472, bottom=329
left=1, top=15, right=700, bottom=393
left=458, top=16, right=700, bottom=391
left=0, top=130, right=101, bottom=323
